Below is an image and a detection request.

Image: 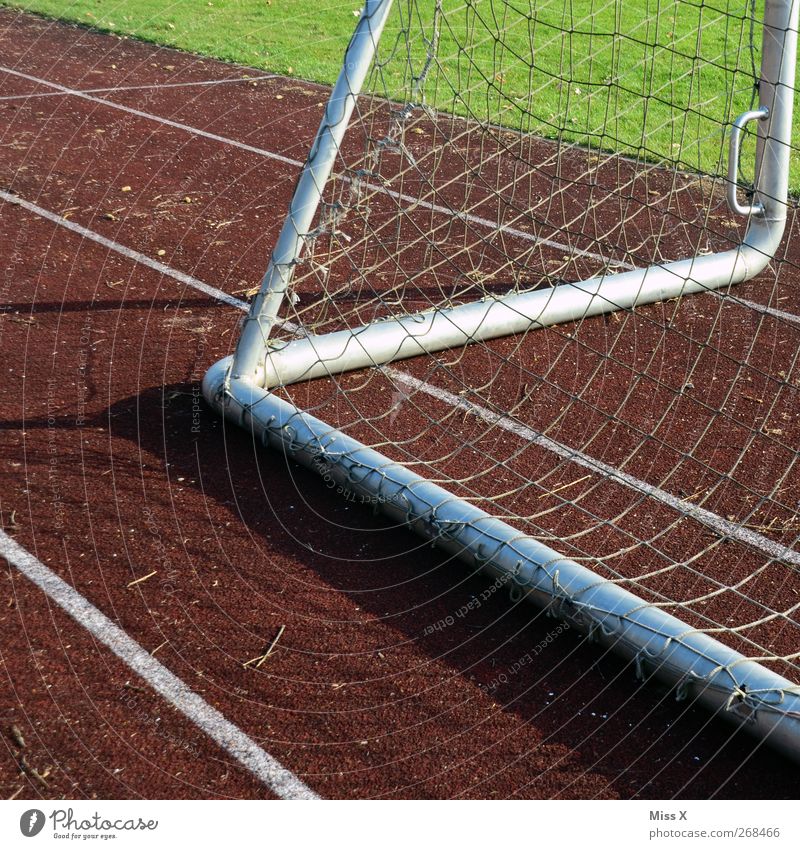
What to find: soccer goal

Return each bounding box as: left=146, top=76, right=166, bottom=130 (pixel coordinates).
left=204, top=0, right=800, bottom=759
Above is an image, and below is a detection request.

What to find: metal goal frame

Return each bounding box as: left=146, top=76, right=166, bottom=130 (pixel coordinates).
left=204, top=0, right=800, bottom=760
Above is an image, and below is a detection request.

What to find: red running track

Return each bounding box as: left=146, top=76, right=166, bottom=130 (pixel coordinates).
left=0, top=9, right=797, bottom=799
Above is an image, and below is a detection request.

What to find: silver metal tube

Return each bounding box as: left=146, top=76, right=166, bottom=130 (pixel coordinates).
left=754, top=0, right=799, bottom=222
left=202, top=359, right=800, bottom=762
left=727, top=107, right=769, bottom=216
left=259, top=246, right=756, bottom=388
left=231, top=0, right=395, bottom=385
left=244, top=0, right=797, bottom=390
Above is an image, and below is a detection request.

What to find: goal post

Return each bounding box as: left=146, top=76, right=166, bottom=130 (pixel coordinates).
left=205, top=0, right=800, bottom=759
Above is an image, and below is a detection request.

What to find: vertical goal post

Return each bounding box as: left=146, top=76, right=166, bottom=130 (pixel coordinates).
left=204, top=0, right=800, bottom=760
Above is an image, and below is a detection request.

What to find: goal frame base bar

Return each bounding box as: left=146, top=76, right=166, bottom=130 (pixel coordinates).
left=228, top=0, right=797, bottom=390
left=247, top=231, right=780, bottom=389
left=203, top=359, right=800, bottom=762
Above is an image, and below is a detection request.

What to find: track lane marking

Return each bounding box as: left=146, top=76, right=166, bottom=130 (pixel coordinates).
left=0, top=73, right=277, bottom=101
left=385, top=370, right=800, bottom=568
left=2, top=181, right=797, bottom=570
left=0, top=64, right=632, bottom=269
left=0, top=531, right=318, bottom=799
left=0, top=65, right=301, bottom=167
left=0, top=189, right=246, bottom=310
left=733, top=297, right=800, bottom=326
left=2, top=64, right=797, bottom=326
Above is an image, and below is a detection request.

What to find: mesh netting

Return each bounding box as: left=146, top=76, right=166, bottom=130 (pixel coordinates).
left=249, top=0, right=799, bottom=687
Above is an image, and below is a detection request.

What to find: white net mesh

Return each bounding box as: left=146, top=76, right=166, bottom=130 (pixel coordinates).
left=241, top=0, right=800, bottom=700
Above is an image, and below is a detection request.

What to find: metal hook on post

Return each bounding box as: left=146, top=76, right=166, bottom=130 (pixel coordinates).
left=727, top=106, right=769, bottom=216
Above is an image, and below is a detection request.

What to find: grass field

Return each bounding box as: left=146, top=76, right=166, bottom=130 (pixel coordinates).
left=2, top=0, right=798, bottom=188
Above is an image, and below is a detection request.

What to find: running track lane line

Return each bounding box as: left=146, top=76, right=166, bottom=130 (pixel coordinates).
left=0, top=66, right=300, bottom=167
left=0, top=188, right=245, bottom=310
left=385, top=370, right=800, bottom=569
left=0, top=64, right=631, bottom=270
left=0, top=74, right=277, bottom=101
left=0, top=530, right=319, bottom=800
left=3, top=191, right=798, bottom=569
left=2, top=64, right=798, bottom=326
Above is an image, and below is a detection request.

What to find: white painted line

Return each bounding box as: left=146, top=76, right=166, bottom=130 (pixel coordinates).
left=726, top=294, right=800, bottom=326
left=0, top=73, right=276, bottom=101
left=0, top=189, right=248, bottom=311
left=387, top=370, right=800, bottom=568
left=3, top=187, right=795, bottom=568
left=380, top=182, right=629, bottom=268
left=2, top=65, right=798, bottom=324
left=0, top=530, right=318, bottom=799
left=0, top=64, right=629, bottom=269
left=0, top=66, right=301, bottom=168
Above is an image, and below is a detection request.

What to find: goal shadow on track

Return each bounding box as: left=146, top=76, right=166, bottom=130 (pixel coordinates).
left=98, top=382, right=798, bottom=798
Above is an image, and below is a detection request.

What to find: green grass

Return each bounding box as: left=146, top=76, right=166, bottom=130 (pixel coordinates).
left=3, top=0, right=799, bottom=189
left=2, top=0, right=358, bottom=79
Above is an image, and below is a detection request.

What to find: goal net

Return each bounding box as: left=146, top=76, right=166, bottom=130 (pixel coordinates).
left=204, top=0, right=800, bottom=759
